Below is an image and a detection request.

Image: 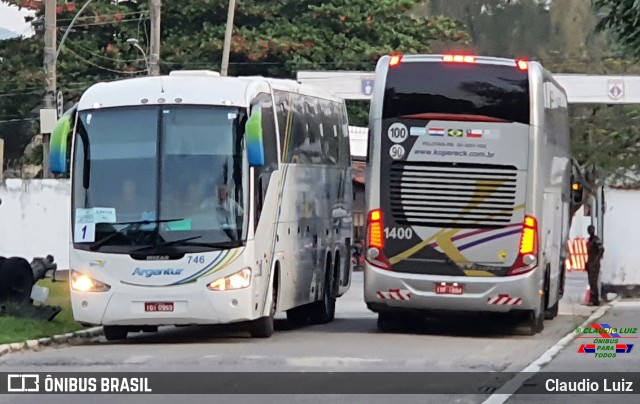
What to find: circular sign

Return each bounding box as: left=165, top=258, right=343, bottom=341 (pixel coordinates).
left=387, top=123, right=408, bottom=143
left=389, top=144, right=405, bottom=160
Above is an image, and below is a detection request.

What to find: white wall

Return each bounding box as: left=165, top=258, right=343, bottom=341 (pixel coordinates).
left=600, top=188, right=640, bottom=286
left=569, top=205, right=593, bottom=239
left=0, top=179, right=71, bottom=268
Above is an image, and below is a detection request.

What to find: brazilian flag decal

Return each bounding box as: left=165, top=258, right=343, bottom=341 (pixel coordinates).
left=447, top=129, right=464, bottom=137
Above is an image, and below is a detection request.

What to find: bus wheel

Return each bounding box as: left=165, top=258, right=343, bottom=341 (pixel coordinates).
left=103, top=326, right=128, bottom=341
left=544, top=299, right=559, bottom=320
left=525, top=295, right=545, bottom=335
left=250, top=275, right=278, bottom=338
left=544, top=266, right=559, bottom=320
left=310, top=261, right=336, bottom=324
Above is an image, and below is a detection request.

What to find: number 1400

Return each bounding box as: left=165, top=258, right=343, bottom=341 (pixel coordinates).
left=384, top=227, right=413, bottom=239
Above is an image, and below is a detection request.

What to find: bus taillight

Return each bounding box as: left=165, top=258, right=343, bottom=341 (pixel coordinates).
left=366, top=209, right=391, bottom=270
left=442, top=54, right=476, bottom=63
left=516, top=59, right=529, bottom=71
left=508, top=215, right=539, bottom=276
left=389, top=55, right=402, bottom=67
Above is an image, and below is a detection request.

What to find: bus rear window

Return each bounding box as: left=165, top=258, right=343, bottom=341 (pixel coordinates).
left=383, top=62, right=530, bottom=124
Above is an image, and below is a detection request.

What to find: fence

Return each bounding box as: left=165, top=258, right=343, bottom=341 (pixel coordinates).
left=565, top=238, right=588, bottom=272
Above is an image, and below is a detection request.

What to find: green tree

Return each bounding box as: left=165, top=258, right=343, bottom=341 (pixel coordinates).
left=0, top=0, right=467, bottom=160
left=595, top=0, right=640, bottom=59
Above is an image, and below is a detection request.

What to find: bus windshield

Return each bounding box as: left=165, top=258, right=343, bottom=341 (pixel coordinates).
left=383, top=61, right=530, bottom=124
left=72, top=105, right=248, bottom=253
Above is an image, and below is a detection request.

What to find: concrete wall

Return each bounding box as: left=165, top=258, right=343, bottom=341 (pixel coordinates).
left=0, top=179, right=71, bottom=268
left=600, top=188, right=640, bottom=286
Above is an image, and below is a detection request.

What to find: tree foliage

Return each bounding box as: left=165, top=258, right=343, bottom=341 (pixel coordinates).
left=0, top=0, right=467, bottom=146
left=595, top=0, right=640, bottom=60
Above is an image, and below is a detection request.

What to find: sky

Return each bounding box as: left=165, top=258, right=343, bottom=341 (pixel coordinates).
left=0, top=2, right=35, bottom=37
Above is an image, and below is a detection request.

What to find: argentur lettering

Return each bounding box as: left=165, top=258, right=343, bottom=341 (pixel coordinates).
left=132, top=268, right=184, bottom=277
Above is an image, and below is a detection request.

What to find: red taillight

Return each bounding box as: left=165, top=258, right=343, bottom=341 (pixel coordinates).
left=366, top=209, right=391, bottom=270
left=508, top=215, right=538, bottom=276
left=389, top=55, right=402, bottom=67
left=368, top=209, right=384, bottom=248
left=516, top=59, right=529, bottom=71
left=443, top=54, right=476, bottom=63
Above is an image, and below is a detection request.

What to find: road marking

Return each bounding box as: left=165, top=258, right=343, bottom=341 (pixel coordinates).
left=612, top=300, right=640, bottom=307
left=482, top=299, right=616, bottom=404
left=123, top=355, right=153, bottom=364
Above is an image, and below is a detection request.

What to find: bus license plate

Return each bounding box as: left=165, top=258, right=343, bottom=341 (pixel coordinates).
left=435, top=284, right=464, bottom=295
left=145, top=302, right=174, bottom=312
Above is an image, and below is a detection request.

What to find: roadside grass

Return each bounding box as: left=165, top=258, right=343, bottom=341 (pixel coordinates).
left=0, top=278, right=83, bottom=344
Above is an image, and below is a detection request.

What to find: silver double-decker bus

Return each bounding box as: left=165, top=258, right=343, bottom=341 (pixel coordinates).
left=364, top=54, right=572, bottom=335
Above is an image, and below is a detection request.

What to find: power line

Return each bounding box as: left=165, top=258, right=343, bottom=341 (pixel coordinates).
left=65, top=47, right=147, bottom=75
left=57, top=11, right=149, bottom=24
left=59, top=17, right=149, bottom=29
left=67, top=41, right=147, bottom=63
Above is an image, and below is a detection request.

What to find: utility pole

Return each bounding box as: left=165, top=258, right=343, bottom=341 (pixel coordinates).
left=42, top=0, right=57, bottom=179
left=221, top=0, right=236, bottom=76
left=149, top=0, right=162, bottom=76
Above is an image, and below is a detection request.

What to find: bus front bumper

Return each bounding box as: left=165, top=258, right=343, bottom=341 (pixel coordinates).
left=364, top=264, right=542, bottom=313
left=71, top=282, right=260, bottom=326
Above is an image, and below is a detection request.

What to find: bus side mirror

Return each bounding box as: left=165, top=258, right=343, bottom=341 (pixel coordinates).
left=571, top=181, right=583, bottom=204
left=50, top=105, right=77, bottom=174
left=245, top=106, right=265, bottom=168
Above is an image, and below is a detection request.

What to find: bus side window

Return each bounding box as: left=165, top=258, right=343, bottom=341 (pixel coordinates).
left=250, top=93, right=278, bottom=228
left=274, top=90, right=290, bottom=162
left=289, top=93, right=310, bottom=164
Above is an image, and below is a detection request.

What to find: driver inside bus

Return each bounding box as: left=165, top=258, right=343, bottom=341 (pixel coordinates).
left=200, top=183, right=244, bottom=230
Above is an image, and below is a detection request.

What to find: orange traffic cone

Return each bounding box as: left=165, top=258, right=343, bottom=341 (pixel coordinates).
left=582, top=285, right=591, bottom=305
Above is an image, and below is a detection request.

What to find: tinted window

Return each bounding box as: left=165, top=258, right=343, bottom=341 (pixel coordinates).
left=274, top=90, right=291, bottom=159
left=383, top=62, right=530, bottom=124
left=250, top=93, right=278, bottom=227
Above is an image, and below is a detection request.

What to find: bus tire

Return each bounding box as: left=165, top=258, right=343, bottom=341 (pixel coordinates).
left=103, top=326, right=128, bottom=341
left=544, top=300, right=559, bottom=320
left=0, top=257, right=34, bottom=305
left=309, top=258, right=336, bottom=324
left=544, top=265, right=559, bottom=320
left=250, top=270, right=278, bottom=338
left=525, top=295, right=545, bottom=335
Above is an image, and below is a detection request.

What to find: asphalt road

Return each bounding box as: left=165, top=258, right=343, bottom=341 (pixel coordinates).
left=0, top=271, right=613, bottom=404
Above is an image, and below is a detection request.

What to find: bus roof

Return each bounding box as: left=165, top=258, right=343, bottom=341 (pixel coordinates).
left=77, top=73, right=343, bottom=111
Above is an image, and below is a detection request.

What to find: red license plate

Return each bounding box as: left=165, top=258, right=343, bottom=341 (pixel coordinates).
left=435, top=284, right=464, bottom=295
left=144, top=302, right=174, bottom=312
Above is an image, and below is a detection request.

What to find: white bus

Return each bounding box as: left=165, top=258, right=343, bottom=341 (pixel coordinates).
left=49, top=71, right=353, bottom=340
left=364, top=54, right=575, bottom=335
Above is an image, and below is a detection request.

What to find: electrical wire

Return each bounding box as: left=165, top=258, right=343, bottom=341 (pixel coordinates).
left=65, top=46, right=147, bottom=74
left=67, top=41, right=147, bottom=63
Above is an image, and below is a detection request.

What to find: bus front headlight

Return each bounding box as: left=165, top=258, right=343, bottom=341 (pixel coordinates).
left=207, top=268, right=251, bottom=291
left=70, top=270, right=111, bottom=292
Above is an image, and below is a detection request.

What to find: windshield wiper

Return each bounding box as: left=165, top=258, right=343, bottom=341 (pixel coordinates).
left=88, top=218, right=186, bottom=251
left=175, top=240, right=245, bottom=249
left=129, top=235, right=204, bottom=253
